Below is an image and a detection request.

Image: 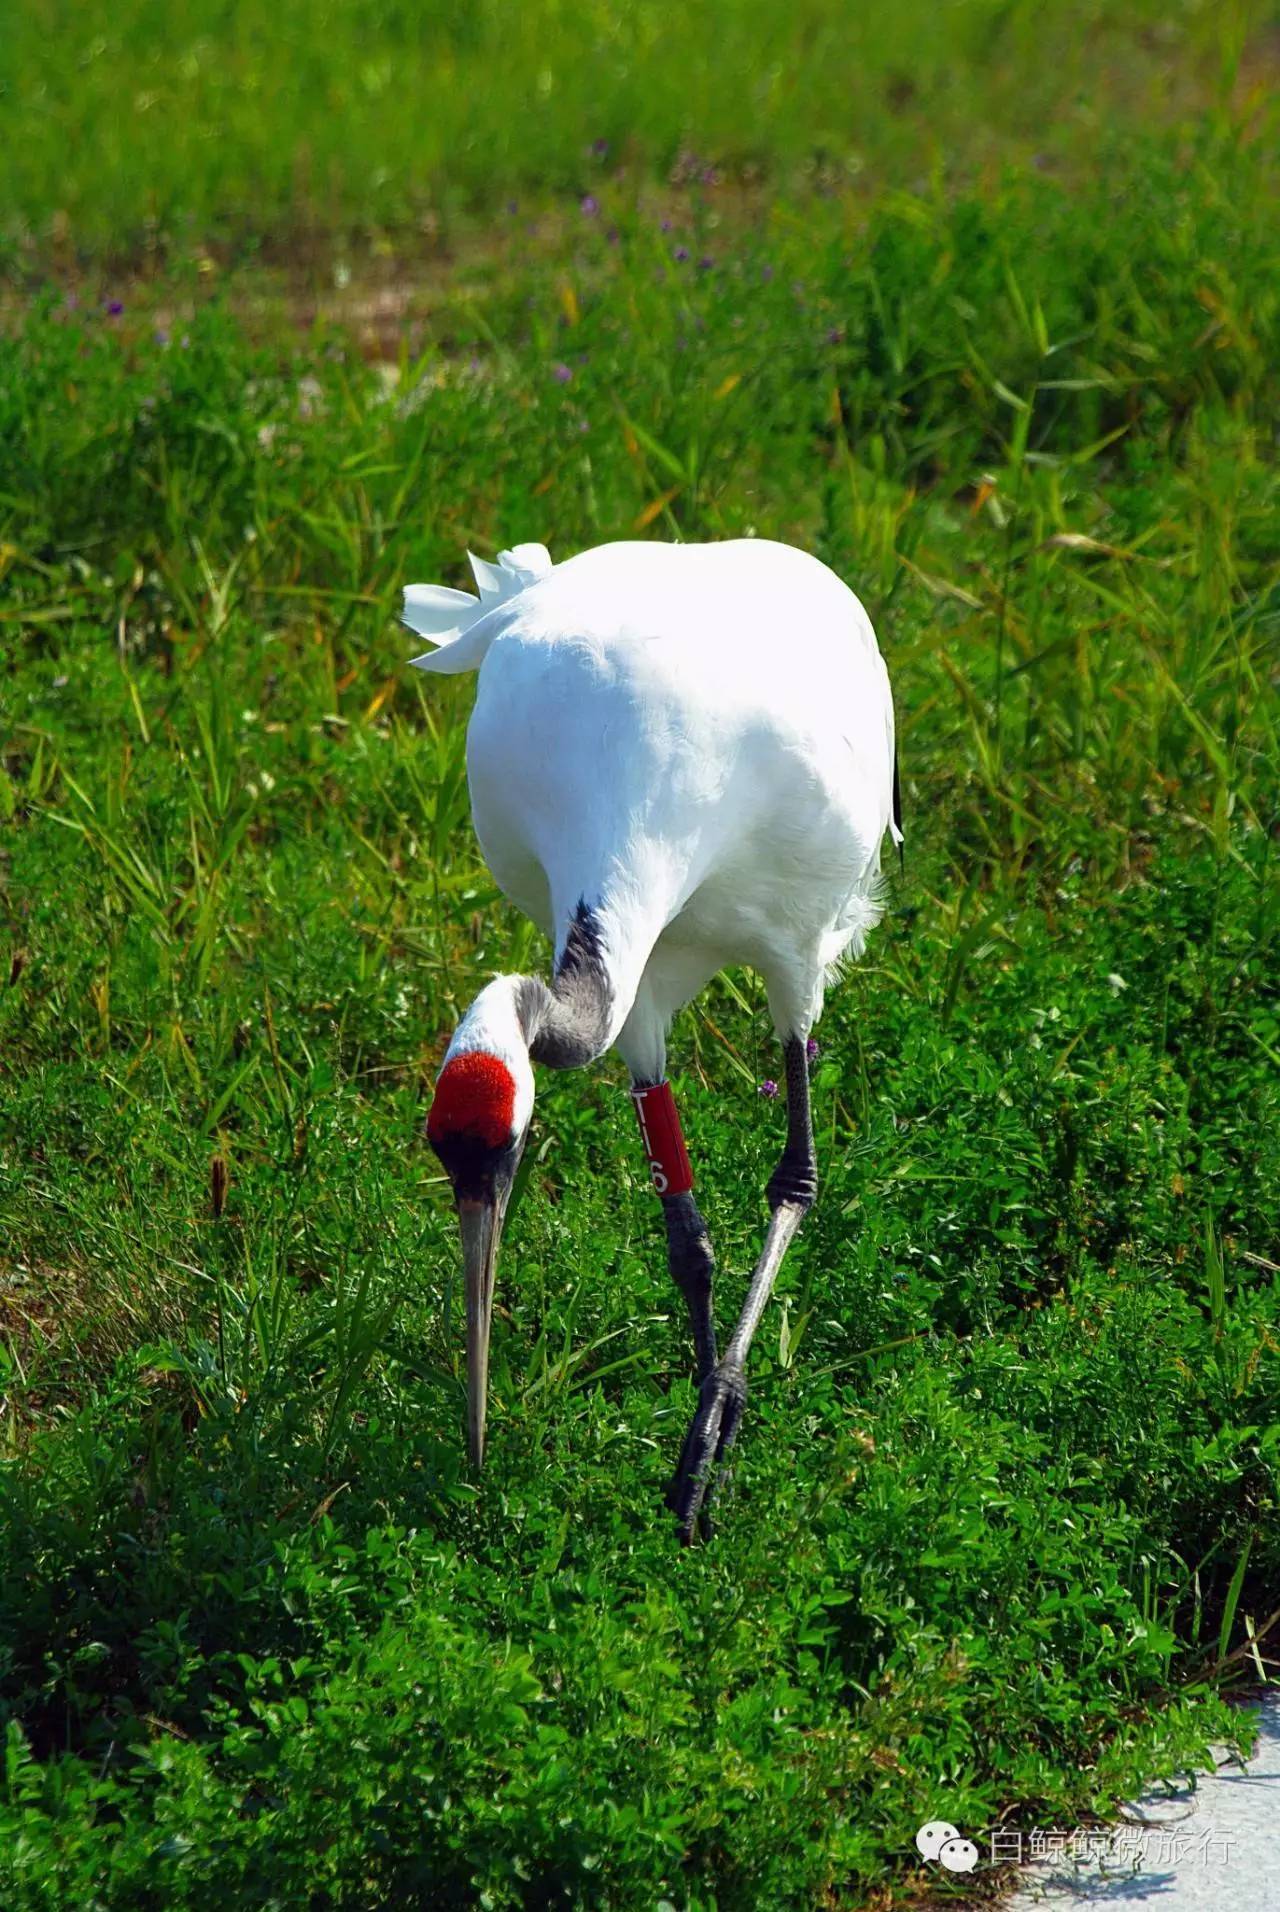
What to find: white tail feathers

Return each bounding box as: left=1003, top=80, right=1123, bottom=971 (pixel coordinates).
left=404, top=543, right=553, bottom=675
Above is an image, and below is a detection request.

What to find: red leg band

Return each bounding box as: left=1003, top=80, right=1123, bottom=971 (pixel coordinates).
left=630, top=1081, right=694, bottom=1197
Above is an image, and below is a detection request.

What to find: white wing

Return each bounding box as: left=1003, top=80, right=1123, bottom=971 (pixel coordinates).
left=403, top=543, right=554, bottom=674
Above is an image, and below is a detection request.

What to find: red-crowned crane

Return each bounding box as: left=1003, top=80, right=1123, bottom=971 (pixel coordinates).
left=404, top=538, right=900, bottom=1541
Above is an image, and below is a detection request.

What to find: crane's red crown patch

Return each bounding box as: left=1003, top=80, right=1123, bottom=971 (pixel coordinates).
left=428, top=1051, right=517, bottom=1150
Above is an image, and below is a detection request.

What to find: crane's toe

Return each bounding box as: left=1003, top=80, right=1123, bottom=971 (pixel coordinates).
left=666, top=1361, right=748, bottom=1543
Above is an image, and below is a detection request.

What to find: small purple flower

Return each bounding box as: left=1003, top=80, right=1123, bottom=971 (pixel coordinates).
left=825, top=326, right=845, bottom=346
left=660, top=218, right=673, bottom=233
left=580, top=193, right=600, bottom=217
left=591, top=137, right=609, bottom=157
left=506, top=199, right=518, bottom=215
left=758, top=1079, right=779, bottom=1100
left=551, top=361, right=572, bottom=385
left=697, top=255, right=714, bottom=271
left=154, top=327, right=169, bottom=346
left=673, top=244, right=690, bottom=262
left=807, top=1037, right=821, bottom=1062
left=761, top=263, right=774, bottom=283
left=105, top=299, right=124, bottom=317
left=606, top=226, right=620, bottom=246
left=701, top=165, right=718, bottom=186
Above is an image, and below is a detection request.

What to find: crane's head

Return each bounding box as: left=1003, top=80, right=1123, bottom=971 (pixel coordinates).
left=426, top=978, right=534, bottom=1469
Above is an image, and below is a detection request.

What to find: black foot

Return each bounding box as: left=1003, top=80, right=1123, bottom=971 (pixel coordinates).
left=665, top=1361, right=748, bottom=1543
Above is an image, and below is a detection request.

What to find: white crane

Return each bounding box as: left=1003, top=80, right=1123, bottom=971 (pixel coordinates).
left=404, top=537, right=900, bottom=1541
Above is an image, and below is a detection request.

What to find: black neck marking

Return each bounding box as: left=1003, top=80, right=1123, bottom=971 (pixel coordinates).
left=518, top=898, right=613, bottom=1070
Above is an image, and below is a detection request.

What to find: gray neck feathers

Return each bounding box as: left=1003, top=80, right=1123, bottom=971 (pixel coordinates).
left=516, top=900, right=613, bottom=1070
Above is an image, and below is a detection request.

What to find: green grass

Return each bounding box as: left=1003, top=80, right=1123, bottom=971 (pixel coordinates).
left=2, top=7, right=1280, bottom=1906
left=2, top=0, right=1271, bottom=265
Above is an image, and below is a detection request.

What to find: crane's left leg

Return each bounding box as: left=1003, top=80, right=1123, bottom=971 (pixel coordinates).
left=668, top=1033, right=815, bottom=1542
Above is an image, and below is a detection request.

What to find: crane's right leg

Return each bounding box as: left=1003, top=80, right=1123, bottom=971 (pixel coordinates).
left=662, top=1191, right=718, bottom=1385
left=618, top=987, right=719, bottom=1533
left=629, top=1077, right=718, bottom=1384
left=667, top=1028, right=816, bottom=1542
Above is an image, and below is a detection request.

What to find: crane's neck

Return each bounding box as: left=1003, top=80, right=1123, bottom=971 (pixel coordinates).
left=517, top=901, right=613, bottom=1068
left=447, top=901, right=618, bottom=1081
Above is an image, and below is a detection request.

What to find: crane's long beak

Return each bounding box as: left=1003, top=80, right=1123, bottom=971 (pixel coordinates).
left=458, top=1193, right=505, bottom=1469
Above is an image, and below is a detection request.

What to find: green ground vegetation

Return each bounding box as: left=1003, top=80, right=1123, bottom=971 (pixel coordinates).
left=1, top=4, right=1279, bottom=1906
left=2, top=0, right=1267, bottom=263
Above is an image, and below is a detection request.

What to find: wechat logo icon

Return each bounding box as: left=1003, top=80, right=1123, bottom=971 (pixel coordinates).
left=916, top=1820, right=980, bottom=1873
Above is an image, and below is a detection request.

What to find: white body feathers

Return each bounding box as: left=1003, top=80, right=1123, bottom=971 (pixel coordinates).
left=405, top=539, right=897, bottom=1083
